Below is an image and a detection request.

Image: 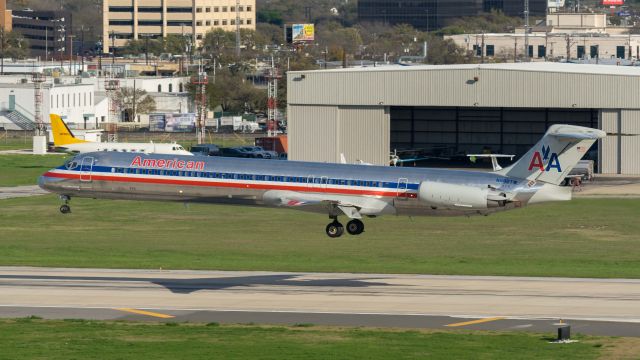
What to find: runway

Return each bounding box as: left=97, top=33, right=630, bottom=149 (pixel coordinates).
left=1, top=267, right=639, bottom=336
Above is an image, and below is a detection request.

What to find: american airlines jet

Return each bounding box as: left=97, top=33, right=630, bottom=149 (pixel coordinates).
left=49, top=114, right=192, bottom=156
left=39, top=124, right=605, bottom=237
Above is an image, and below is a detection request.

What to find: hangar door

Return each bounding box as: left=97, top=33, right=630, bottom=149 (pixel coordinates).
left=390, top=107, right=598, bottom=161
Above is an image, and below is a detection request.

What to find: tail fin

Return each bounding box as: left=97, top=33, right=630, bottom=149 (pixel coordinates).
left=49, top=114, right=88, bottom=146
left=497, top=124, right=606, bottom=185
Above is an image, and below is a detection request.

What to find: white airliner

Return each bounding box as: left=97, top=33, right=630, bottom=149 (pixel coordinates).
left=40, top=124, right=605, bottom=237
left=49, top=114, right=192, bottom=156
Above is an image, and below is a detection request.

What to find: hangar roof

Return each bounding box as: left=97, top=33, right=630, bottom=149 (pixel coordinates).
left=292, top=62, right=640, bottom=77
left=288, top=62, right=640, bottom=109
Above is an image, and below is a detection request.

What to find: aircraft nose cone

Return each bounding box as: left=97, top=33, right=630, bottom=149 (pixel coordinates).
left=38, top=175, right=47, bottom=190
left=38, top=174, right=56, bottom=192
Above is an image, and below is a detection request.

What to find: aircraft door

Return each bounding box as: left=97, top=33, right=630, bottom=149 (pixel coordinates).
left=79, top=156, right=94, bottom=185
left=396, top=178, right=408, bottom=200
left=320, top=176, right=328, bottom=191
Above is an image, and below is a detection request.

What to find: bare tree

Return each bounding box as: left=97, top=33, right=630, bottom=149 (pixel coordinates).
left=114, top=87, right=156, bottom=122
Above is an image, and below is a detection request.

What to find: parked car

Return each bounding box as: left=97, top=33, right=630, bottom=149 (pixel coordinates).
left=240, top=146, right=278, bottom=159
left=190, top=144, right=220, bottom=156
left=218, top=147, right=252, bottom=158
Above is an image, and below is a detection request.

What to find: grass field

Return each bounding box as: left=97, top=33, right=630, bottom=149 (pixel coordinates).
left=0, top=136, right=33, bottom=151
left=0, top=132, right=257, bottom=152
left=0, top=155, right=69, bottom=187
left=0, top=319, right=616, bottom=360
left=1, top=194, right=639, bottom=278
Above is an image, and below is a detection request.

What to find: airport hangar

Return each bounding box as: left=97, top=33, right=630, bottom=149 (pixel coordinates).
left=286, top=62, right=640, bottom=175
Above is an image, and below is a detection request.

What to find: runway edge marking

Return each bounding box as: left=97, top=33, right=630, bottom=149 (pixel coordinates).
left=115, top=308, right=175, bottom=319
left=445, top=317, right=505, bottom=327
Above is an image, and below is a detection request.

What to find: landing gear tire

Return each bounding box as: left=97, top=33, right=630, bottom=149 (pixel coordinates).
left=346, top=219, right=365, bottom=235
left=326, top=221, right=344, bottom=238
left=60, top=204, right=71, bottom=214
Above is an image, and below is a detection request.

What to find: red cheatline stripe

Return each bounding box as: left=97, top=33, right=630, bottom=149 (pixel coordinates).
left=43, top=171, right=418, bottom=198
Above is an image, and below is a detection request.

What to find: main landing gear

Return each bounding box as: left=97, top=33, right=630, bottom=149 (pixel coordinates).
left=325, top=217, right=365, bottom=238
left=59, top=195, right=71, bottom=214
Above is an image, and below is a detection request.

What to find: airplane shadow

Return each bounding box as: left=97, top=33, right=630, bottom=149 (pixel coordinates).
left=0, top=274, right=392, bottom=294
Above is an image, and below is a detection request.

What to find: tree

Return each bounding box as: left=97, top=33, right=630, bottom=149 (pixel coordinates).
left=163, top=34, right=190, bottom=55
left=114, top=87, right=156, bottom=122
left=203, top=67, right=266, bottom=113
left=437, top=10, right=526, bottom=35
left=0, top=30, right=29, bottom=59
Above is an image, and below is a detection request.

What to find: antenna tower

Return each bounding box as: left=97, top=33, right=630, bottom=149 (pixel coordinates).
left=104, top=78, right=120, bottom=142
left=32, top=72, right=47, bottom=136
left=266, top=58, right=281, bottom=136
left=192, top=62, right=208, bottom=144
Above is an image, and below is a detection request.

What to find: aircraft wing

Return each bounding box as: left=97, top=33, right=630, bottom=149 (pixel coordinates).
left=262, top=190, right=396, bottom=218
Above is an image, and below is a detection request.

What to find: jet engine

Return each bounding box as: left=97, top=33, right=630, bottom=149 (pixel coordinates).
left=418, top=181, right=509, bottom=209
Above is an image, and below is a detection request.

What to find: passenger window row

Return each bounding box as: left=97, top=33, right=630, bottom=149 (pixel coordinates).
left=107, top=167, right=391, bottom=188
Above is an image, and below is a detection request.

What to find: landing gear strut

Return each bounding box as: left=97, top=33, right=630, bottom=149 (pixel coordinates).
left=59, top=195, right=71, bottom=214
left=346, top=219, right=365, bottom=235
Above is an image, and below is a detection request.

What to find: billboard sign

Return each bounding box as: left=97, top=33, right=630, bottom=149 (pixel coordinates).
left=292, top=24, right=315, bottom=42
left=602, top=0, right=624, bottom=5
left=149, top=113, right=195, bottom=132
left=547, top=0, right=565, bottom=7
left=149, top=114, right=166, bottom=132
left=165, top=113, right=196, bottom=132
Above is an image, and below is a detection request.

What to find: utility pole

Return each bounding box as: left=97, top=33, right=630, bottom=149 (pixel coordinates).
left=235, top=0, right=241, bottom=57
left=132, top=79, right=136, bottom=122
left=111, top=30, right=116, bottom=65
left=80, top=25, right=85, bottom=71
left=524, top=0, right=530, bottom=62
left=68, top=34, right=75, bottom=75
left=481, top=32, right=485, bottom=63
left=0, top=28, right=4, bottom=75
left=144, top=35, right=149, bottom=65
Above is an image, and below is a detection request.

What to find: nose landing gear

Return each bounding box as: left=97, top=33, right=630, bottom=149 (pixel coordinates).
left=59, top=195, right=71, bottom=214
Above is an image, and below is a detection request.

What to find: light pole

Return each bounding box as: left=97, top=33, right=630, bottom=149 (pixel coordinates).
left=1, top=28, right=4, bottom=76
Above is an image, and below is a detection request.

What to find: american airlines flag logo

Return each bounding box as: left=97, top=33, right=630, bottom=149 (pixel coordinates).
left=576, top=146, right=587, bottom=153
left=286, top=200, right=305, bottom=206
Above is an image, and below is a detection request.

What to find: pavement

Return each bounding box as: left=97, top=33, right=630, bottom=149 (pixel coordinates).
left=0, top=149, right=64, bottom=155
left=0, top=185, right=49, bottom=200
left=0, top=267, right=639, bottom=337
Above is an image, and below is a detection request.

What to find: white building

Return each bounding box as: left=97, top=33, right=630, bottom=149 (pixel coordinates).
left=0, top=73, right=191, bottom=130
left=446, top=13, right=640, bottom=62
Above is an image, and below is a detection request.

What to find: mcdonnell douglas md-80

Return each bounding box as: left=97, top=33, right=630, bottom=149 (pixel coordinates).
left=49, top=114, right=193, bottom=156
left=39, top=124, right=605, bottom=237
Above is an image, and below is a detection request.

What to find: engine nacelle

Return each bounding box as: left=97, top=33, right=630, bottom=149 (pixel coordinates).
left=418, top=181, right=508, bottom=209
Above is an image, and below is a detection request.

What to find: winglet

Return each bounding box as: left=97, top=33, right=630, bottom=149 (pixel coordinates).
left=49, top=114, right=88, bottom=146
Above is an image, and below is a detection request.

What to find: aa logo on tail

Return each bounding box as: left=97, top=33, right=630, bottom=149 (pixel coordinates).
left=528, top=145, right=562, bottom=172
